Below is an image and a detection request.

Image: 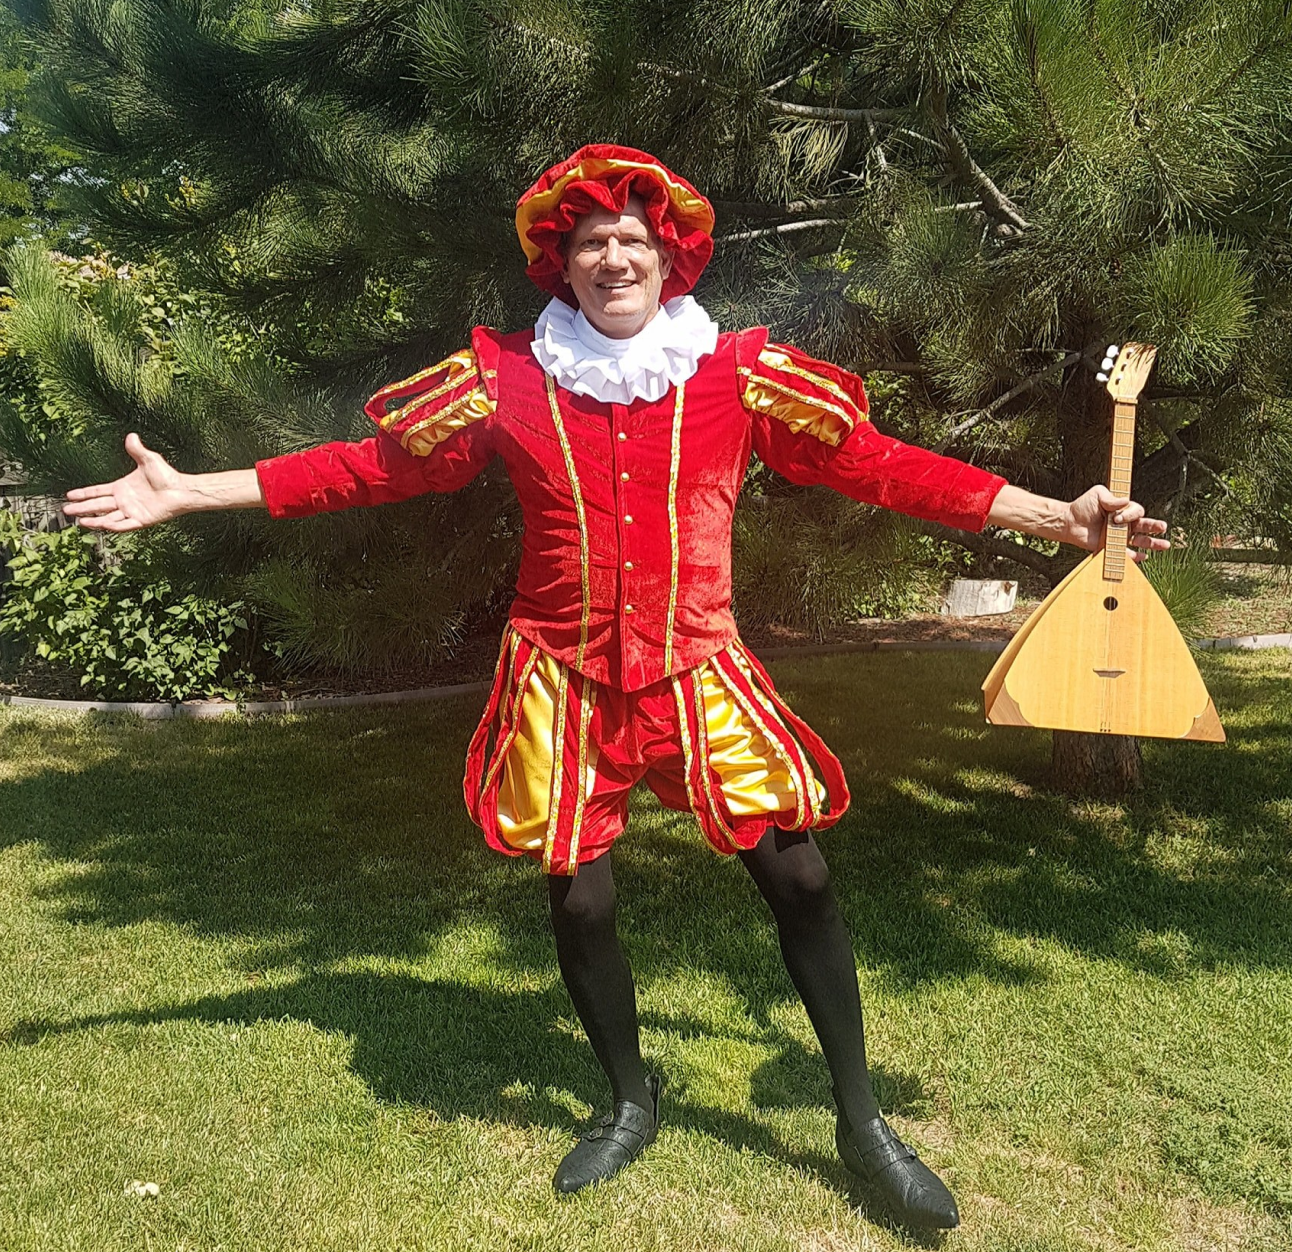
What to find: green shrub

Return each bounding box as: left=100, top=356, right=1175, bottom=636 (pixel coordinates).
left=732, top=491, right=935, bottom=635
left=1143, top=542, right=1223, bottom=641
left=0, top=513, right=249, bottom=701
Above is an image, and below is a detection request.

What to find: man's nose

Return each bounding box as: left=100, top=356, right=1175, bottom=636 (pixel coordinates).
left=602, top=237, right=626, bottom=268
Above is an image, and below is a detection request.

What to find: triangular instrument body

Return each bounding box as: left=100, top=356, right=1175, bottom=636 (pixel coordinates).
left=982, top=553, right=1224, bottom=741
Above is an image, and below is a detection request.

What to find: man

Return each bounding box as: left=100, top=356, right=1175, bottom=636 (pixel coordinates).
left=66, top=144, right=1167, bottom=1229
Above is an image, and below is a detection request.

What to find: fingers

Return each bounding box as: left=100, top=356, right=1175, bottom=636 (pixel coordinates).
left=63, top=493, right=121, bottom=518
left=1128, top=530, right=1171, bottom=562
left=71, top=511, right=143, bottom=533
left=66, top=482, right=123, bottom=502
left=1091, top=485, right=1129, bottom=510
left=1129, top=531, right=1170, bottom=550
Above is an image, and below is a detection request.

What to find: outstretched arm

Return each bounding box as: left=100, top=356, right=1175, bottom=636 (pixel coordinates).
left=64, top=433, right=264, bottom=532
left=987, top=483, right=1169, bottom=558
left=65, top=342, right=500, bottom=531
left=741, top=335, right=1168, bottom=558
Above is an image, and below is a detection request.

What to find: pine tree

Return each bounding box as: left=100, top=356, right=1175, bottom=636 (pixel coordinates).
left=3, top=1, right=1290, bottom=781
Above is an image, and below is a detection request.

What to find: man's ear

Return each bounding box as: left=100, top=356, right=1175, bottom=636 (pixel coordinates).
left=659, top=248, right=674, bottom=280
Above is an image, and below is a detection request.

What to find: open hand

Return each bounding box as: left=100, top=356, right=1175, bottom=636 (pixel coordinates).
left=62, top=434, right=190, bottom=532
left=1066, top=485, right=1169, bottom=559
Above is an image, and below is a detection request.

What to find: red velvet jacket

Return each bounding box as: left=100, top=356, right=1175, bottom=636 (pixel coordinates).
left=256, top=327, right=1007, bottom=691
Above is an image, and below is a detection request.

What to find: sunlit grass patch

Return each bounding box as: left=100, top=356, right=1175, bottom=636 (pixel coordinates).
left=1, top=651, right=1288, bottom=1250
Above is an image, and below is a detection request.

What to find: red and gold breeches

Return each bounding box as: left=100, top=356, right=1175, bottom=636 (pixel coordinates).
left=464, top=628, right=850, bottom=876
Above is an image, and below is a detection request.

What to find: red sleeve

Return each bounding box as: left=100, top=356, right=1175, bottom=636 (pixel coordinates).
left=254, top=336, right=499, bottom=519
left=255, top=423, right=495, bottom=519
left=738, top=332, right=1007, bottom=532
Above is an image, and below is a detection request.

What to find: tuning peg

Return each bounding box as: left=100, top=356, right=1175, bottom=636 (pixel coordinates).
left=1096, top=372, right=1109, bottom=382
left=1106, top=343, right=1120, bottom=357
left=1100, top=356, right=1116, bottom=371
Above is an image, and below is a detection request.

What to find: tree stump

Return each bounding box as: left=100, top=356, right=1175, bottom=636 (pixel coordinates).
left=1051, top=730, right=1142, bottom=797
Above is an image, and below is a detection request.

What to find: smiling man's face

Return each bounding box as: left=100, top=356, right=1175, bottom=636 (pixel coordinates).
left=560, top=194, right=675, bottom=340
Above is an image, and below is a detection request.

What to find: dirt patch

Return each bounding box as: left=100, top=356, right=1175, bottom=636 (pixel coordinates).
left=1168, top=1194, right=1284, bottom=1252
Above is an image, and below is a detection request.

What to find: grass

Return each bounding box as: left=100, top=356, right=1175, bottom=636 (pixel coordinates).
left=1, top=649, right=1289, bottom=1252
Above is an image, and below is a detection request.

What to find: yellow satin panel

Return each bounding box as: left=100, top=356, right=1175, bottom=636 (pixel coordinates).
left=402, top=384, right=496, bottom=456
left=494, top=649, right=823, bottom=844
left=495, top=648, right=599, bottom=852
left=739, top=360, right=860, bottom=448
left=758, top=348, right=860, bottom=413
left=699, top=663, right=824, bottom=817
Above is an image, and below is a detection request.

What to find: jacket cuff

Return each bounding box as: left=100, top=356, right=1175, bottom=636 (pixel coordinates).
left=255, top=454, right=319, bottom=520
left=950, top=471, right=1009, bottom=533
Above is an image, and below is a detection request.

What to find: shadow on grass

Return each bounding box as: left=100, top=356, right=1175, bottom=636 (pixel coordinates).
left=2, top=971, right=906, bottom=1183
left=1, top=654, right=1287, bottom=1134
left=1, top=654, right=1287, bottom=985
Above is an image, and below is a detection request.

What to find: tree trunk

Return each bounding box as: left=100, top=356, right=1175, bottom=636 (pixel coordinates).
left=1051, top=730, right=1142, bottom=796
left=1051, top=331, right=1143, bottom=795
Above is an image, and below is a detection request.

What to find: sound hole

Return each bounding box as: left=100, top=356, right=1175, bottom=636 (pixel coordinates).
left=1104, top=596, right=1119, bottom=611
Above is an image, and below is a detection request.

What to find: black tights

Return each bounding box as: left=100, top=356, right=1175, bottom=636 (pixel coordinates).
left=547, top=829, right=880, bottom=1128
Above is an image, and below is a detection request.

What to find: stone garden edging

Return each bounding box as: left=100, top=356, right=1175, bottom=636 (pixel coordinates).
left=2, top=633, right=1288, bottom=720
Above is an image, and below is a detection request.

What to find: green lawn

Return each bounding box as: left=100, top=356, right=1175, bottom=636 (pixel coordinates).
left=1, top=650, right=1289, bottom=1252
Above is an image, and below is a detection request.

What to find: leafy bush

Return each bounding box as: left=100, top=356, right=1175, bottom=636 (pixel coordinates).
left=0, top=512, right=249, bottom=701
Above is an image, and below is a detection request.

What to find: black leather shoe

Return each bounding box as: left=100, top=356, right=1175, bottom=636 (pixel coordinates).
left=553, top=1075, right=661, bottom=1195
left=835, top=1093, right=960, bottom=1229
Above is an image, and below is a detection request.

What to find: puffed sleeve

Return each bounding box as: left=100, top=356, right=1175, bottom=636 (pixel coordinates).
left=737, top=330, right=1007, bottom=532
left=255, top=329, right=501, bottom=519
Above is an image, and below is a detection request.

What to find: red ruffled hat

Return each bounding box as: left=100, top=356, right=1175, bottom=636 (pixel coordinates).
left=515, top=143, right=715, bottom=306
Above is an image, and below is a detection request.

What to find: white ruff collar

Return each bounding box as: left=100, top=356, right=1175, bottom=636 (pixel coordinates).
left=531, top=295, right=720, bottom=405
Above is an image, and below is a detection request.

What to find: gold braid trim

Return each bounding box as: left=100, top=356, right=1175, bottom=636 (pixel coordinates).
left=480, top=638, right=540, bottom=801
left=757, top=348, right=859, bottom=413
left=691, top=670, right=743, bottom=851
left=671, top=676, right=701, bottom=821
left=738, top=366, right=857, bottom=446
left=664, top=381, right=685, bottom=675
left=374, top=351, right=477, bottom=427
left=732, top=640, right=822, bottom=825
left=545, top=375, right=591, bottom=671
left=398, top=384, right=494, bottom=454
left=563, top=678, right=598, bottom=871
left=540, top=664, right=572, bottom=875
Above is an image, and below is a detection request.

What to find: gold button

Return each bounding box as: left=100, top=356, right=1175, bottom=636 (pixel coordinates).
left=617, top=431, right=627, bottom=442
left=624, top=514, right=634, bottom=525
left=624, top=604, right=635, bottom=614
left=620, top=471, right=630, bottom=482
left=623, top=560, right=633, bottom=571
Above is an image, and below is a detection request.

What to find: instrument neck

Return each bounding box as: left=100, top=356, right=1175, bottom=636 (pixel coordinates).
left=1102, top=399, right=1136, bottom=582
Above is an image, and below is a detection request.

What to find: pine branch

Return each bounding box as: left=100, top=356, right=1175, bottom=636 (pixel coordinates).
left=765, top=58, right=828, bottom=94
left=766, top=99, right=903, bottom=123
left=1021, top=18, right=1068, bottom=155
left=711, top=197, right=852, bottom=219
left=1147, top=409, right=1231, bottom=497
left=919, top=520, right=1058, bottom=577
left=935, top=352, right=1083, bottom=450
left=718, top=219, right=843, bottom=243
left=926, top=88, right=1029, bottom=233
